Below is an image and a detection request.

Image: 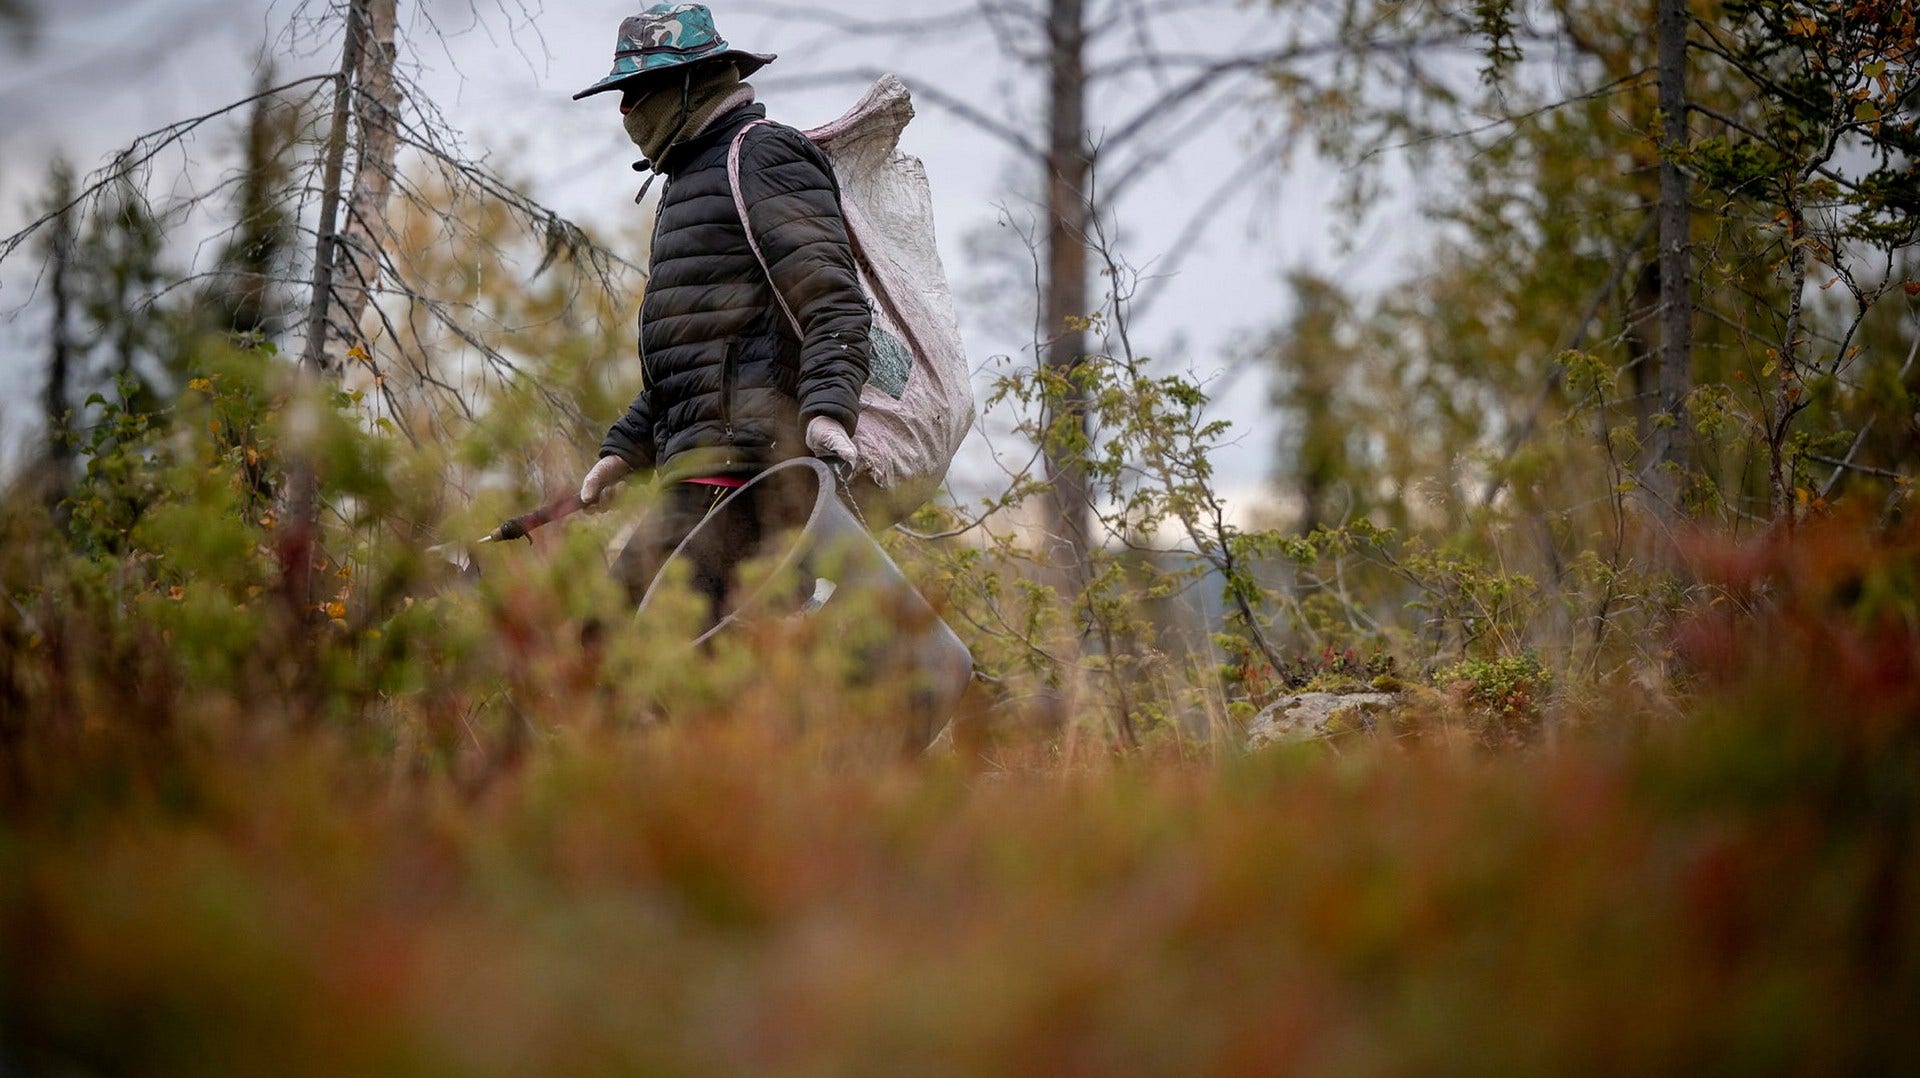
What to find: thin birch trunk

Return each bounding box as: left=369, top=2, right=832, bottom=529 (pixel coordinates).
left=337, top=0, right=398, bottom=354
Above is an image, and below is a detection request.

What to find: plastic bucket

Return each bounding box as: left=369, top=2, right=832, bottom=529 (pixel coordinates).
left=632, top=457, right=974, bottom=752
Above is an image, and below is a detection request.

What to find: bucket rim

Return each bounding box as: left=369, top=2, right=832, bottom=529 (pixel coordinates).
left=634, top=456, right=837, bottom=645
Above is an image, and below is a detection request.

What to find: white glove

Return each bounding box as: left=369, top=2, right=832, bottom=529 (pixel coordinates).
left=579, top=455, right=633, bottom=507
left=805, top=416, right=859, bottom=470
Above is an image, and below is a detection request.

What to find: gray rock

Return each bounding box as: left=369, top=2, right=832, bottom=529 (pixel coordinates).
left=1245, top=691, right=1401, bottom=749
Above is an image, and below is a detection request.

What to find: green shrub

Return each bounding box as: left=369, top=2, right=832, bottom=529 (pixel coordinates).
left=1436, top=653, right=1552, bottom=744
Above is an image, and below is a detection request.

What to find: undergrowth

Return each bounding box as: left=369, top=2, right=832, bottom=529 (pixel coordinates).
left=2, top=348, right=1916, bottom=1073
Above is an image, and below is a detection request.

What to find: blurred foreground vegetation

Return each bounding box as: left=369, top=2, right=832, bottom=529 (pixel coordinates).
left=2, top=0, right=1917, bottom=1068
left=1, top=353, right=1917, bottom=1075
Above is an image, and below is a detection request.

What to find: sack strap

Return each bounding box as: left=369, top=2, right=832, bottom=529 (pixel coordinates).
left=727, top=120, right=934, bottom=369
left=727, top=120, right=804, bottom=338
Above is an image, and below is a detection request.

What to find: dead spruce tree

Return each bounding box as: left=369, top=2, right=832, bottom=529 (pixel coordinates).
left=1, top=0, right=633, bottom=610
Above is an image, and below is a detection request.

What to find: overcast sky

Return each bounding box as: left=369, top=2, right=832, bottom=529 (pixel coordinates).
left=0, top=0, right=1435, bottom=503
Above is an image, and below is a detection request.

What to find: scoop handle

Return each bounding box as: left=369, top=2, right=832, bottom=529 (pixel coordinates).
left=479, top=493, right=585, bottom=544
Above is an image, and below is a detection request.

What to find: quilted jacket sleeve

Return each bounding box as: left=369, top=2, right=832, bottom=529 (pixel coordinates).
left=738, top=125, right=872, bottom=432
left=600, top=385, right=658, bottom=471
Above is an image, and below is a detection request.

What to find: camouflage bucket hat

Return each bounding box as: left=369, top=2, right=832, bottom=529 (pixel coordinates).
left=573, top=3, right=776, bottom=101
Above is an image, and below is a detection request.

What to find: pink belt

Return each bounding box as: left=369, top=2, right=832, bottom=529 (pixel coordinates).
left=683, top=476, right=749, bottom=489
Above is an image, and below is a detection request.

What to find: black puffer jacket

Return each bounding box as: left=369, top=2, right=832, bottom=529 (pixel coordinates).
left=600, top=104, right=872, bottom=482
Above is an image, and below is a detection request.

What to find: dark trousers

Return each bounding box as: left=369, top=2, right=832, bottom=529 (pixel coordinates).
left=614, top=482, right=764, bottom=620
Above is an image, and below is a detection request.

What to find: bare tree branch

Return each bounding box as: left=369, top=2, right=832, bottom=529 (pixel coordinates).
left=1099, top=77, right=1269, bottom=203
left=1809, top=454, right=1908, bottom=482
left=1358, top=67, right=1654, bottom=165
left=1126, top=129, right=1293, bottom=324
left=725, top=0, right=1040, bottom=37
left=756, top=66, right=1045, bottom=158
left=0, top=75, right=335, bottom=266
left=1098, top=36, right=1473, bottom=154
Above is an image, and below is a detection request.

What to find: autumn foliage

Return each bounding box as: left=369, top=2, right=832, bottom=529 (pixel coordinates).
left=2, top=413, right=1916, bottom=1072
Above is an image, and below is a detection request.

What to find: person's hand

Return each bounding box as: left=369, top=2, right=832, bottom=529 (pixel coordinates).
left=579, top=455, right=633, bottom=508
left=805, top=416, right=859, bottom=470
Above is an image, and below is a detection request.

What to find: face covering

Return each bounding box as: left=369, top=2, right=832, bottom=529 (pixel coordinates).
left=622, top=62, right=745, bottom=167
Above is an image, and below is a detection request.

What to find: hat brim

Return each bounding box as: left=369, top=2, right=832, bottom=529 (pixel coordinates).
left=572, top=50, right=776, bottom=100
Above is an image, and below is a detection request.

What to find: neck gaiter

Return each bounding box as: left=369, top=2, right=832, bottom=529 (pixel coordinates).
left=623, top=62, right=745, bottom=167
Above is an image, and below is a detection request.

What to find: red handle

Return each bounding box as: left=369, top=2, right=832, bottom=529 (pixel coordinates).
left=485, top=493, right=585, bottom=543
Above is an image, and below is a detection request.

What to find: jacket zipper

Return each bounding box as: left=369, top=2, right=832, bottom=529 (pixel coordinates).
left=720, top=337, right=737, bottom=438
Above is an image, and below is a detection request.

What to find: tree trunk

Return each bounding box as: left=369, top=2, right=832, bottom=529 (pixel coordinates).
left=1625, top=259, right=1659, bottom=447
left=1649, top=0, right=1694, bottom=521
left=226, top=72, right=299, bottom=336
left=337, top=0, right=398, bottom=352
left=286, top=0, right=367, bottom=618
left=298, top=0, right=366, bottom=379
left=42, top=164, right=76, bottom=498
left=1042, top=0, right=1093, bottom=587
